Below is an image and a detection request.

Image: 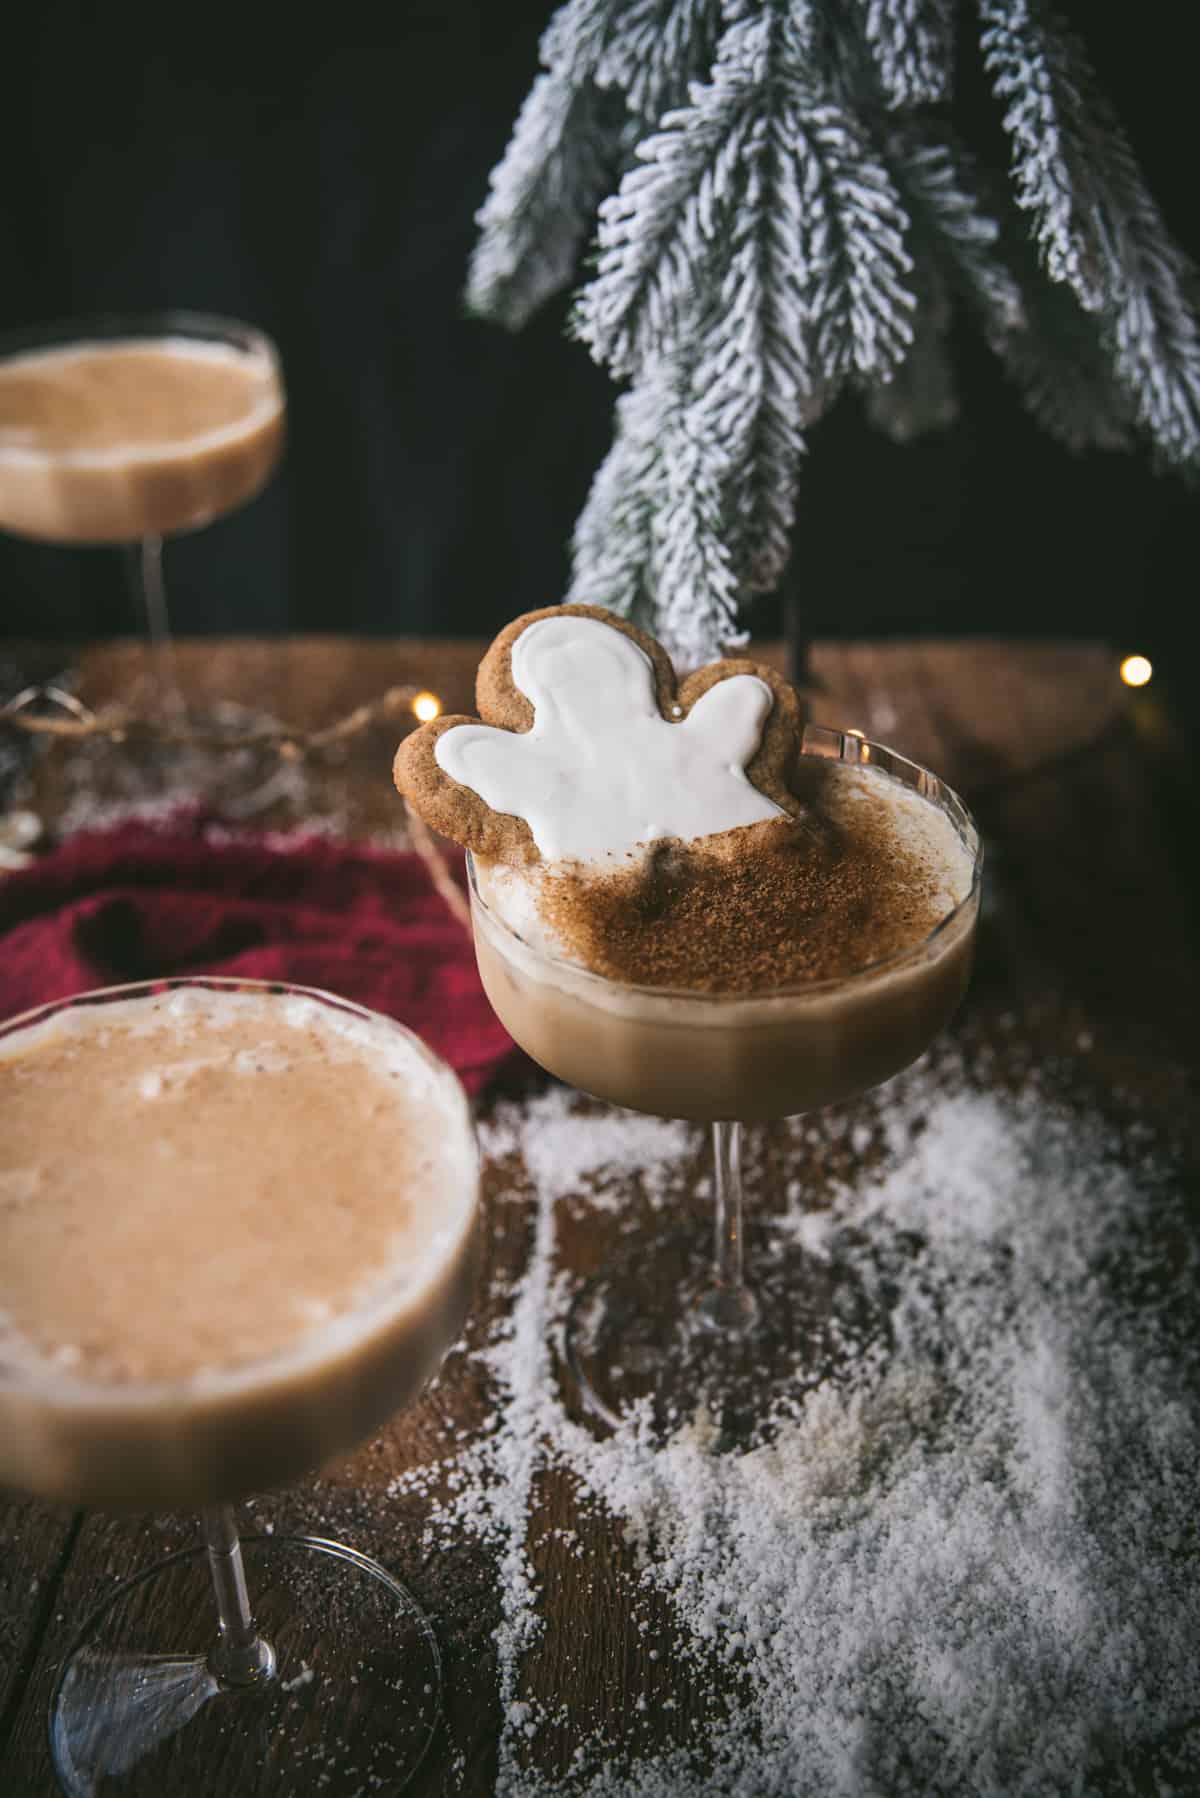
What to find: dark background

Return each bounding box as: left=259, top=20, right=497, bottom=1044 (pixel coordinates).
left=0, top=0, right=1195, bottom=686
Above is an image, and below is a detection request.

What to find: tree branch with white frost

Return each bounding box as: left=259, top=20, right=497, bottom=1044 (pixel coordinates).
left=466, top=0, right=1200, bottom=663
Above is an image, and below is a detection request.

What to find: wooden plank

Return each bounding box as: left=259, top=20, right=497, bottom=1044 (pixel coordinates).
left=0, top=1502, right=77, bottom=1745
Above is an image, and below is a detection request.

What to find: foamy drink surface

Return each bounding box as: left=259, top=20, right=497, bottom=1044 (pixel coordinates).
left=0, top=336, right=284, bottom=541
left=0, top=988, right=474, bottom=1388
left=0, top=340, right=272, bottom=453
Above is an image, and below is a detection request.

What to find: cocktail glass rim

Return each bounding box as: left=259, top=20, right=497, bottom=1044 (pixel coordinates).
left=0, top=307, right=279, bottom=366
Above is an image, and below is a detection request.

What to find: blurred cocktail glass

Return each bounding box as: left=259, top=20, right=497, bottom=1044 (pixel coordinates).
left=0, top=310, right=285, bottom=719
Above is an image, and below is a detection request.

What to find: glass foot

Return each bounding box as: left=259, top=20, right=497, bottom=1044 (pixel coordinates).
left=48, top=697, right=302, bottom=826
left=50, top=1535, right=440, bottom=1797
left=564, top=1221, right=889, bottom=1451
left=154, top=699, right=303, bottom=818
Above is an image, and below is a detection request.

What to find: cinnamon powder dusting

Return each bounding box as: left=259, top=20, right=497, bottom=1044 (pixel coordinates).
left=536, top=766, right=968, bottom=994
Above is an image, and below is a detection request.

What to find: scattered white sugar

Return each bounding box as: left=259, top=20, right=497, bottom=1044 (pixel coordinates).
left=850, top=1121, right=873, bottom=1156
left=416, top=1062, right=1200, bottom=1795
left=500, top=1088, right=693, bottom=1217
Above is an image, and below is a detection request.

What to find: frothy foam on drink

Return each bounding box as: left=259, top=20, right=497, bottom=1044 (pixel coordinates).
left=0, top=988, right=476, bottom=1389
left=0, top=338, right=280, bottom=464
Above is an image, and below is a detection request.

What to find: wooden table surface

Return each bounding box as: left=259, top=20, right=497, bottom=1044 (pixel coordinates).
left=1, top=636, right=1198, bottom=1796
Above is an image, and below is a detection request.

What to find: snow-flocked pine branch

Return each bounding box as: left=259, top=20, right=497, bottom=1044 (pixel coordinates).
left=979, top=0, right=1200, bottom=467
left=467, top=0, right=1200, bottom=663
left=848, top=0, right=956, bottom=110
left=465, top=0, right=623, bottom=330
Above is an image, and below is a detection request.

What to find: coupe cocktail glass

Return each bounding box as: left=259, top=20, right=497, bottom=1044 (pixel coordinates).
left=0, top=977, right=478, bottom=1796
left=467, top=726, right=982, bottom=1441
left=0, top=310, right=285, bottom=720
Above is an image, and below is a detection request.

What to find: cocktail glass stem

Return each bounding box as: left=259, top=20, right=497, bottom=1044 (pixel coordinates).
left=133, top=532, right=183, bottom=715
left=201, top=1505, right=276, bottom=1688
left=694, top=1120, right=760, bottom=1335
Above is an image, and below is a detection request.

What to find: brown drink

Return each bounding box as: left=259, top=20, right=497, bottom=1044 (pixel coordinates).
left=469, top=738, right=980, bottom=1123
left=0, top=330, right=284, bottom=543
left=0, top=982, right=478, bottom=1509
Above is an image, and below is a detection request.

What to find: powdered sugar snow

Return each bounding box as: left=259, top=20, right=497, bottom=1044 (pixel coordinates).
left=419, top=1068, right=1200, bottom=1794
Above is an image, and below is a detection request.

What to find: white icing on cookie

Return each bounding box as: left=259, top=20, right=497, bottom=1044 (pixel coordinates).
left=434, top=615, right=784, bottom=863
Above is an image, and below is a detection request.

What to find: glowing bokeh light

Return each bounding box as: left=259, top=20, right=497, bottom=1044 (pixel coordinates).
left=1119, top=655, right=1153, bottom=689
left=412, top=691, right=442, bottom=722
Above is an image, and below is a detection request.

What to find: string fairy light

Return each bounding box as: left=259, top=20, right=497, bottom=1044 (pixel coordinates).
left=0, top=683, right=444, bottom=754
left=1119, top=654, right=1153, bottom=689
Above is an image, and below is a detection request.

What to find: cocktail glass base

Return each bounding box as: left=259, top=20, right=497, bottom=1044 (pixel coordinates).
left=147, top=698, right=303, bottom=821
left=49, top=1535, right=441, bottom=1797
left=564, top=1222, right=890, bottom=1451
left=45, top=696, right=303, bottom=825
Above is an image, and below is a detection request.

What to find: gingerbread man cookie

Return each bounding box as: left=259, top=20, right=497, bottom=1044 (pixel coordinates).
left=394, top=604, right=804, bottom=865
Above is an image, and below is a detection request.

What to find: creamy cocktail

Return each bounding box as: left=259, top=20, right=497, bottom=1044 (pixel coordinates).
left=0, top=981, right=477, bottom=1509
left=0, top=312, right=286, bottom=742
left=395, top=605, right=982, bottom=1436
left=0, top=977, right=478, bottom=1795
left=469, top=735, right=978, bottom=1123
left=0, top=327, right=283, bottom=544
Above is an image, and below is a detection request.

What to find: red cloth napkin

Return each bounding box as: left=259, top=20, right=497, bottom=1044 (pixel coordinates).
left=0, top=813, right=516, bottom=1095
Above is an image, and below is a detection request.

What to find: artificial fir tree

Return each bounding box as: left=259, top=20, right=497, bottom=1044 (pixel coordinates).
left=466, top=0, right=1200, bottom=668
